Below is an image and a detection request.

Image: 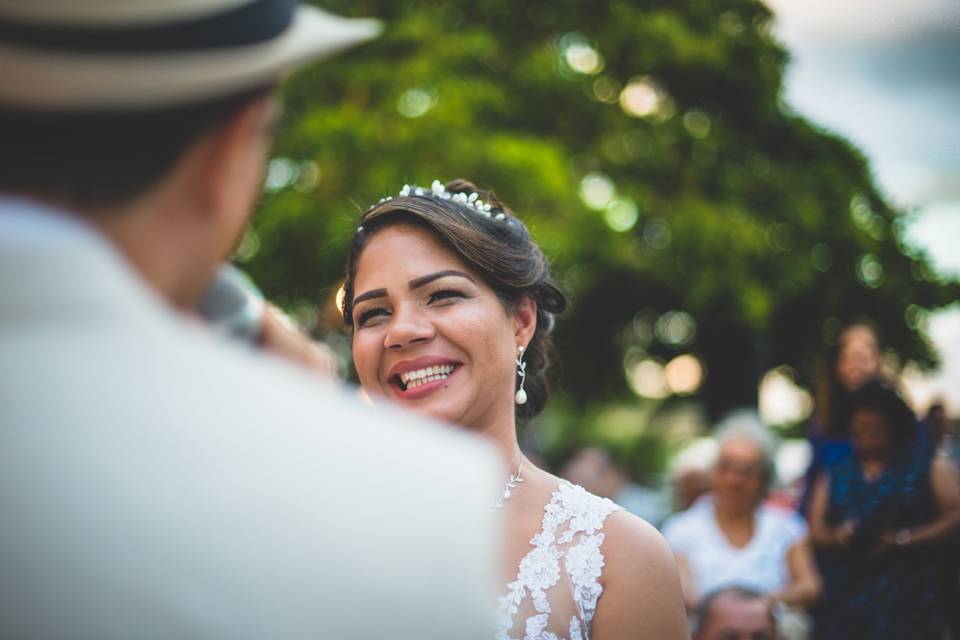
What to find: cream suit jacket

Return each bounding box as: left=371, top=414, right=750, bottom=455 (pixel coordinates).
left=0, top=199, right=500, bottom=639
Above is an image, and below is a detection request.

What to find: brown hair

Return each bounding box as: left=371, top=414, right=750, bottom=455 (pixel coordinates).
left=814, top=320, right=883, bottom=436
left=342, top=179, right=567, bottom=424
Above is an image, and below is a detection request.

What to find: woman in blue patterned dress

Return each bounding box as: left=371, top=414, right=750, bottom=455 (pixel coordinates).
left=807, top=381, right=960, bottom=639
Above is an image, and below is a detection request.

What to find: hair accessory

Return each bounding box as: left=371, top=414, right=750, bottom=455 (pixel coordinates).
left=388, top=180, right=508, bottom=220
left=515, top=345, right=528, bottom=405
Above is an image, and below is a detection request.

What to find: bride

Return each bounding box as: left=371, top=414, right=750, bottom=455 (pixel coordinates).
left=342, top=179, right=688, bottom=639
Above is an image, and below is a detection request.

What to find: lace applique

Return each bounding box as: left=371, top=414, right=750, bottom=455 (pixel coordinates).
left=496, top=482, right=621, bottom=640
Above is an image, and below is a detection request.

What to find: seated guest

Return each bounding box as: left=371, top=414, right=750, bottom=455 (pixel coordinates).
left=662, top=412, right=821, bottom=614
left=695, top=587, right=777, bottom=640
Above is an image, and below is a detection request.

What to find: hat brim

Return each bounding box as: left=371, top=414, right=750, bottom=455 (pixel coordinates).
left=0, top=6, right=381, bottom=110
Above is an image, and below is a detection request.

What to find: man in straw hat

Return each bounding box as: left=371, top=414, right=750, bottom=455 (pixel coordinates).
left=0, top=1, right=501, bottom=637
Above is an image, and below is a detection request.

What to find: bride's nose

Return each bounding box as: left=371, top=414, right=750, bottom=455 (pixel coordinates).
left=384, top=305, right=434, bottom=350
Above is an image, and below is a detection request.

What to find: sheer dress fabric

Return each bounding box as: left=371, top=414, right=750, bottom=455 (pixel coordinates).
left=496, top=481, right=621, bottom=640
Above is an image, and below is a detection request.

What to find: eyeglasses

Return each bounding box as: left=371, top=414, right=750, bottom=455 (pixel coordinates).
left=715, top=458, right=764, bottom=479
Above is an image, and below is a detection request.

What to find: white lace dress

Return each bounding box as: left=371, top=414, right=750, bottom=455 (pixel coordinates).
left=496, top=481, right=621, bottom=640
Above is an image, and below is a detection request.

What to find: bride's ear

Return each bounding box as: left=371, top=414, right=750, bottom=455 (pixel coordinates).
left=512, top=296, right=538, bottom=348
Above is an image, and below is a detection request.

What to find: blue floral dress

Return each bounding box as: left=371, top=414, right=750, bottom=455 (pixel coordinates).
left=813, top=443, right=944, bottom=639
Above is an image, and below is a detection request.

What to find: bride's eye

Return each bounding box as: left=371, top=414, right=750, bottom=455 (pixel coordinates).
left=356, top=306, right=389, bottom=327
left=427, top=288, right=465, bottom=305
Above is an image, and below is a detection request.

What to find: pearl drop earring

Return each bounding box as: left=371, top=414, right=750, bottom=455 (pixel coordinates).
left=515, top=345, right=528, bottom=405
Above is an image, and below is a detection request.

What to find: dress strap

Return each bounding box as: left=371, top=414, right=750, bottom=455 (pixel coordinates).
left=496, top=481, right=620, bottom=640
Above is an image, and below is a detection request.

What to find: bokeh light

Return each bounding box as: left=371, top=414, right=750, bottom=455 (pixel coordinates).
left=856, top=253, right=884, bottom=288
left=295, top=161, right=321, bottom=192
left=758, top=367, right=813, bottom=425
left=811, top=243, right=833, bottom=271
left=564, top=41, right=604, bottom=75
left=234, top=229, right=261, bottom=262
left=655, top=310, right=697, bottom=346
left=603, top=197, right=639, bottom=232
left=619, top=77, right=664, bottom=118
left=905, top=304, right=928, bottom=331
left=664, top=354, right=704, bottom=394
left=628, top=311, right=657, bottom=347
left=265, top=157, right=298, bottom=192
left=765, top=223, right=795, bottom=252
left=642, top=218, right=672, bottom=250
left=682, top=109, right=712, bottom=139
left=592, top=77, right=621, bottom=103
left=627, top=358, right=670, bottom=399
left=397, top=87, right=438, bottom=118
left=849, top=194, right=886, bottom=240
left=579, top=172, right=616, bottom=210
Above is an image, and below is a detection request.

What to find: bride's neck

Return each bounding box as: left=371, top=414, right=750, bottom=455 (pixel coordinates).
left=489, top=428, right=524, bottom=472
left=470, top=402, right=525, bottom=472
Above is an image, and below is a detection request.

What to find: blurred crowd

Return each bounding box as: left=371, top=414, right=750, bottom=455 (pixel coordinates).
left=558, top=321, right=960, bottom=640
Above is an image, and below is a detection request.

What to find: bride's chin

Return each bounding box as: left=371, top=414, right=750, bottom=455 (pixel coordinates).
left=412, top=404, right=452, bottom=422
left=408, top=404, right=468, bottom=430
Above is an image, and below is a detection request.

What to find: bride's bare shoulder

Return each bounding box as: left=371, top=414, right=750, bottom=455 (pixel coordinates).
left=601, top=510, right=675, bottom=579
left=594, top=510, right=690, bottom=639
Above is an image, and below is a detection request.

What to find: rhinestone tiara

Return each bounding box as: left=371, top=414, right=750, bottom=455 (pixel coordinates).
left=375, top=179, right=508, bottom=221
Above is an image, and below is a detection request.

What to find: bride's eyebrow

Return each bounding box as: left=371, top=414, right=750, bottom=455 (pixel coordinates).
left=409, top=270, right=476, bottom=290
left=352, top=288, right=386, bottom=306
left=352, top=271, right=474, bottom=307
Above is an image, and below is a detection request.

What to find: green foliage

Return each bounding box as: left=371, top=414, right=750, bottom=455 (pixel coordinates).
left=245, top=0, right=959, bottom=437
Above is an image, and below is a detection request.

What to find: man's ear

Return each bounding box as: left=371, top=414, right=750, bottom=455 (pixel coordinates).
left=180, top=95, right=276, bottom=223
left=513, top=296, right=538, bottom=350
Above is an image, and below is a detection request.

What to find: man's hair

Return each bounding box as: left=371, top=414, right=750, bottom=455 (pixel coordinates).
left=0, top=85, right=272, bottom=210
left=695, top=586, right=774, bottom=635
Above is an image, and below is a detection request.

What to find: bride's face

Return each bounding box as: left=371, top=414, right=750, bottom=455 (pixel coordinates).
left=350, top=223, right=522, bottom=432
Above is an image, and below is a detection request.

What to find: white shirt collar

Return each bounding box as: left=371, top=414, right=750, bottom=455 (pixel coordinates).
left=0, top=195, right=107, bottom=251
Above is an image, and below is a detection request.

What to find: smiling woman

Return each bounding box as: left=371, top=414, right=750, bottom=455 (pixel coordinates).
left=341, top=179, right=689, bottom=640
left=343, top=178, right=565, bottom=426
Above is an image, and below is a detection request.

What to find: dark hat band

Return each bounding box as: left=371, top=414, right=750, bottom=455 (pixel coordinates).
left=0, top=0, right=296, bottom=53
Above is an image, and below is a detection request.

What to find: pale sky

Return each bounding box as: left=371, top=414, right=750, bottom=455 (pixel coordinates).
left=767, top=0, right=960, bottom=415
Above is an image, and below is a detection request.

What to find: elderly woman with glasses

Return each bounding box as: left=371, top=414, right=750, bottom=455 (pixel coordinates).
left=661, top=413, right=822, bottom=633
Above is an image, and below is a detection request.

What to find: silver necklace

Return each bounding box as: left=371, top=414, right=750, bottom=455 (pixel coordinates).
left=491, top=462, right=524, bottom=510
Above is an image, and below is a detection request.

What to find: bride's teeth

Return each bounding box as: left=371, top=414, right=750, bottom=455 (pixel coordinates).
left=398, top=364, right=457, bottom=391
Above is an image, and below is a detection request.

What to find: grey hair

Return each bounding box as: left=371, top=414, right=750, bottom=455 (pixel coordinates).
left=714, top=409, right=778, bottom=491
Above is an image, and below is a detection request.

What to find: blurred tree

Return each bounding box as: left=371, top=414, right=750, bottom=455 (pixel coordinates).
left=246, top=0, right=959, bottom=425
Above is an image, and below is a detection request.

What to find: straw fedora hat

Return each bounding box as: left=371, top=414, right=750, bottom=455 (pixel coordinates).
left=0, top=0, right=380, bottom=110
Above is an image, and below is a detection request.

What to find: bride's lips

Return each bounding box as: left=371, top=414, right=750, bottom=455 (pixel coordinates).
left=387, top=356, right=461, bottom=401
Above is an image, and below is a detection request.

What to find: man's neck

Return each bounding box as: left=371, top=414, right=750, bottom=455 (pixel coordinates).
left=98, top=207, right=207, bottom=312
